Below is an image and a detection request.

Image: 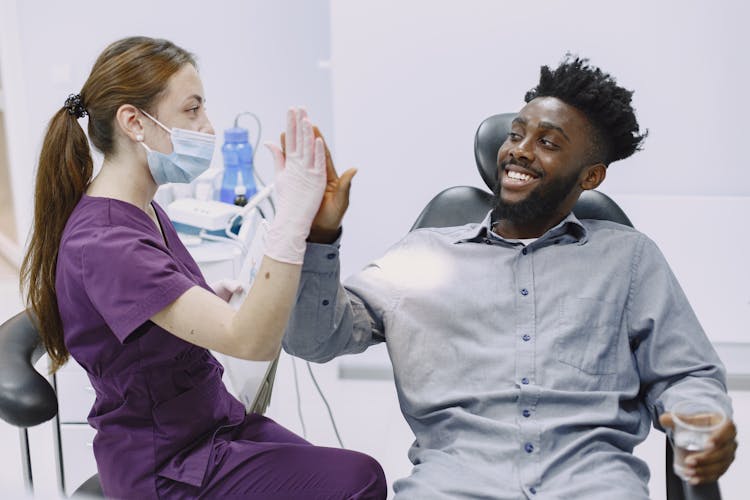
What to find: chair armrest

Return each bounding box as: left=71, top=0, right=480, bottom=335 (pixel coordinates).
left=0, top=310, right=58, bottom=427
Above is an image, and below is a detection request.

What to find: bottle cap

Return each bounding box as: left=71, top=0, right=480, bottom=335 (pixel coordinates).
left=224, top=127, right=249, bottom=143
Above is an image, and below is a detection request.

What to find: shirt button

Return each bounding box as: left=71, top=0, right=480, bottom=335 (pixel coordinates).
left=522, top=409, right=531, bottom=417
left=522, top=248, right=528, bottom=255
left=483, top=238, right=492, bottom=245
left=524, top=443, right=534, bottom=453
left=530, top=487, right=537, bottom=495
left=326, top=253, right=336, bottom=260
left=520, top=288, right=529, bottom=296
left=521, top=377, right=529, bottom=385
left=322, top=299, right=330, bottom=306
left=522, top=334, right=531, bottom=342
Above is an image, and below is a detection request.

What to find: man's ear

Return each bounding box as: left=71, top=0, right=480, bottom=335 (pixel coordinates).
left=114, top=104, right=145, bottom=143
left=581, top=163, right=607, bottom=191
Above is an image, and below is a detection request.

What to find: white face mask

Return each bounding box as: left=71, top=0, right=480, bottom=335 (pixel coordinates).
left=139, top=109, right=215, bottom=185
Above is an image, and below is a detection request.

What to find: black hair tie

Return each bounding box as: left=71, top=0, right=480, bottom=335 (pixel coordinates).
left=64, top=93, right=87, bottom=119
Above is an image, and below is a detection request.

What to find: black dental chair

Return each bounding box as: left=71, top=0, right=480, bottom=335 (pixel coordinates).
left=410, top=113, right=721, bottom=500
left=0, top=310, right=103, bottom=498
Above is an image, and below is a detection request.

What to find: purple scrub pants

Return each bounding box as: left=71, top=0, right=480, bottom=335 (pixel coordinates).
left=155, top=413, right=387, bottom=499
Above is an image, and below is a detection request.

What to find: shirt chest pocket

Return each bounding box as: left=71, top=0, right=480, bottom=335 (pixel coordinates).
left=553, top=297, right=621, bottom=375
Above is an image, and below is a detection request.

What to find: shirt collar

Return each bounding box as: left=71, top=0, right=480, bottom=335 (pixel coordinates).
left=455, top=210, right=588, bottom=246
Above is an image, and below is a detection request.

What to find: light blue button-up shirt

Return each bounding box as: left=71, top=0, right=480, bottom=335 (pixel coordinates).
left=283, top=212, right=731, bottom=499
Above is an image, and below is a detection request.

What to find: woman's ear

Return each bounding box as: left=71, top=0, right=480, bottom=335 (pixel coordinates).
left=581, top=163, right=607, bottom=191
left=114, top=104, right=144, bottom=143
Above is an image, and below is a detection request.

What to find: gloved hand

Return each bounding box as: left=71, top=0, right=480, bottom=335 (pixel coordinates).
left=263, top=108, right=326, bottom=264
left=211, top=279, right=245, bottom=302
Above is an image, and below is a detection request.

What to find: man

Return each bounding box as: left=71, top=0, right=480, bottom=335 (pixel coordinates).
left=280, top=57, right=737, bottom=499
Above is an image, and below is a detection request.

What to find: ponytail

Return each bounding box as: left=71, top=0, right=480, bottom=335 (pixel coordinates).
left=20, top=36, right=196, bottom=373
left=20, top=104, right=93, bottom=372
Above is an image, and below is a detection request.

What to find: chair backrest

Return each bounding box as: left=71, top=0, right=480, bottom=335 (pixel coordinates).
left=0, top=310, right=57, bottom=428
left=412, top=113, right=633, bottom=231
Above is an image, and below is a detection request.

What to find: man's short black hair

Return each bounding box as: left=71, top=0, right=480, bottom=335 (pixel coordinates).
left=524, top=55, right=647, bottom=165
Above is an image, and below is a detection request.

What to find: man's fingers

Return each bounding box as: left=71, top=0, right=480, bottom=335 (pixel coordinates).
left=691, top=440, right=737, bottom=468
left=691, top=458, right=733, bottom=484
left=708, top=419, right=736, bottom=449
left=660, top=413, right=675, bottom=430
left=338, top=168, right=358, bottom=198
left=684, top=422, right=737, bottom=484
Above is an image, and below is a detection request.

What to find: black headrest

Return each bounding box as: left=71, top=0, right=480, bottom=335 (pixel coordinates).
left=473, top=113, right=633, bottom=227
left=474, top=113, right=516, bottom=193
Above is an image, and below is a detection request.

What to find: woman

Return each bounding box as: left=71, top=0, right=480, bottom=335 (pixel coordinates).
left=20, top=36, right=385, bottom=499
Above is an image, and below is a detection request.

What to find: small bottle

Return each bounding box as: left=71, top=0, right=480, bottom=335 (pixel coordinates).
left=234, top=170, right=248, bottom=207
left=220, top=126, right=257, bottom=204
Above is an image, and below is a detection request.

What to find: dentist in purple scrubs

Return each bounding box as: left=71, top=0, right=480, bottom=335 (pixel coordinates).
left=20, top=36, right=385, bottom=499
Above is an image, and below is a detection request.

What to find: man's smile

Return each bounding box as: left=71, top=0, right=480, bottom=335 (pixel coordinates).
left=500, top=163, right=541, bottom=192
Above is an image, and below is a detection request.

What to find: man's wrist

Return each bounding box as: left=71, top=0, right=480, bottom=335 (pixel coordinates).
left=307, top=226, right=342, bottom=244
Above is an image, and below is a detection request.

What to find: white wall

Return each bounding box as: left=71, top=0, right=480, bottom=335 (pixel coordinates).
left=328, top=0, right=750, bottom=278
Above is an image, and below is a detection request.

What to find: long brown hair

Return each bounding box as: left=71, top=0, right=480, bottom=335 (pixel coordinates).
left=20, top=37, right=196, bottom=372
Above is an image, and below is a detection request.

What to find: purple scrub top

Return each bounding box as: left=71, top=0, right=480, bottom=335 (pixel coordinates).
left=55, top=195, right=246, bottom=498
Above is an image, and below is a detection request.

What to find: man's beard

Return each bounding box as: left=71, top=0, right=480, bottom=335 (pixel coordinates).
left=491, top=164, right=581, bottom=226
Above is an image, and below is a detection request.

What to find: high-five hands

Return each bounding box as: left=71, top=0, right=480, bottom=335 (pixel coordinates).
left=263, top=108, right=327, bottom=264
left=280, top=125, right=357, bottom=244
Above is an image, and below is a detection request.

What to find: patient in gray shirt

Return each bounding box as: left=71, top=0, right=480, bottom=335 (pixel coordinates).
left=283, top=56, right=737, bottom=499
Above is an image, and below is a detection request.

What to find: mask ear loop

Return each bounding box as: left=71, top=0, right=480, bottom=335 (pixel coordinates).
left=139, top=108, right=172, bottom=135
left=135, top=133, right=153, bottom=153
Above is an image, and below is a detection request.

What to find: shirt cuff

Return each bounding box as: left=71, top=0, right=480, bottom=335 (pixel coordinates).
left=302, top=236, right=342, bottom=273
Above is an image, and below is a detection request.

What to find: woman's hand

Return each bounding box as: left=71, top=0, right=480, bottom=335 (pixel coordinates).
left=263, top=108, right=327, bottom=264
left=210, top=279, right=244, bottom=302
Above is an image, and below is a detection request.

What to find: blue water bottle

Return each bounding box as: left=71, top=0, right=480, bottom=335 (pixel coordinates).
left=220, top=114, right=259, bottom=204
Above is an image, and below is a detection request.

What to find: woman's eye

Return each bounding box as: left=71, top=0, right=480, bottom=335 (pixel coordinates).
left=508, top=132, right=521, bottom=141
left=187, top=106, right=200, bottom=115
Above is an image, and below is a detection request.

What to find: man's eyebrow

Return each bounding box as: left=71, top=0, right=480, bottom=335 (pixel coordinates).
left=511, top=117, right=570, bottom=143
left=538, top=121, right=571, bottom=143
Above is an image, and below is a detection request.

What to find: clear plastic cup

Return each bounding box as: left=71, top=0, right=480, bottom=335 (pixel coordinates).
left=670, top=400, right=726, bottom=481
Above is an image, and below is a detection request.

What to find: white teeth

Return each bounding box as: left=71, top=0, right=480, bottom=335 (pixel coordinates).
left=507, top=170, right=533, bottom=181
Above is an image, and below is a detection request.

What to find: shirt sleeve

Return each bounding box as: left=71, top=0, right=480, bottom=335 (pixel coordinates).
left=627, top=235, right=733, bottom=426
left=81, top=225, right=198, bottom=343
left=282, top=236, right=402, bottom=363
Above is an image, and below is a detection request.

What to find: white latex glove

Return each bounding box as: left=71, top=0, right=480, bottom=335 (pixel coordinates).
left=263, top=108, right=326, bottom=264
left=211, top=279, right=245, bottom=302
